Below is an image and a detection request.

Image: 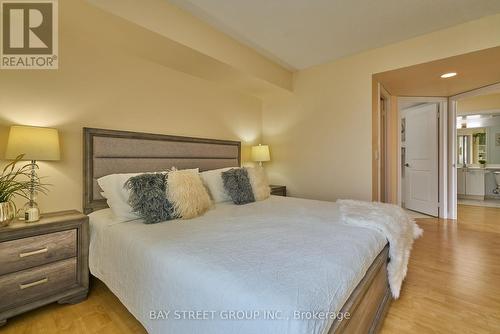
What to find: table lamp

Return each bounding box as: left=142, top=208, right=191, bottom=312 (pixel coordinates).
left=251, top=144, right=270, bottom=166
left=5, top=125, right=60, bottom=222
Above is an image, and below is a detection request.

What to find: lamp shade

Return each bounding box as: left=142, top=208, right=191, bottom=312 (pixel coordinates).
left=251, top=144, right=270, bottom=162
left=5, top=125, right=60, bottom=161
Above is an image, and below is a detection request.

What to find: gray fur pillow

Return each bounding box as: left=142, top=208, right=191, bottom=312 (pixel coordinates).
left=221, top=168, right=255, bottom=205
left=124, top=173, right=176, bottom=224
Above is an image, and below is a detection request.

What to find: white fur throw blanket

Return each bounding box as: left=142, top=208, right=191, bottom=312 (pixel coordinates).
left=337, top=199, right=423, bottom=299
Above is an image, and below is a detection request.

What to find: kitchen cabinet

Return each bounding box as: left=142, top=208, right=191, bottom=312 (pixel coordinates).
left=457, top=168, right=466, bottom=195
left=457, top=168, right=485, bottom=199
left=466, top=169, right=485, bottom=196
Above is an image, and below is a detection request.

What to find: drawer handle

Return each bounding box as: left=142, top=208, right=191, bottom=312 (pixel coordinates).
left=19, top=277, right=48, bottom=290
left=19, top=247, right=48, bottom=258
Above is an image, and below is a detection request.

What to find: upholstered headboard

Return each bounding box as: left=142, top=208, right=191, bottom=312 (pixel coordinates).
left=83, top=127, right=241, bottom=214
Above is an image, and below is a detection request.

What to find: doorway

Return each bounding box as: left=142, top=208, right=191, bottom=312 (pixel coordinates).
left=373, top=46, right=500, bottom=219
left=450, top=83, right=500, bottom=211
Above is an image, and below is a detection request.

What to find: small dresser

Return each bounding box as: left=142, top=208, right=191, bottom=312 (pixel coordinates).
left=0, top=210, right=89, bottom=326
left=270, top=185, right=287, bottom=197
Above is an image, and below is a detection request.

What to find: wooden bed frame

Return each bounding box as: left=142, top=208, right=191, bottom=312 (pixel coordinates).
left=83, top=127, right=391, bottom=333
left=329, top=245, right=391, bottom=333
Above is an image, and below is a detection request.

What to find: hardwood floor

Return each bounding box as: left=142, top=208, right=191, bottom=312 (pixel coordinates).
left=455, top=204, right=500, bottom=234
left=1, top=204, right=498, bottom=334
left=381, top=205, right=500, bottom=333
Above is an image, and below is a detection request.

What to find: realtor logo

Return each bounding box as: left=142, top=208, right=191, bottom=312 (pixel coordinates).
left=1, top=0, right=58, bottom=69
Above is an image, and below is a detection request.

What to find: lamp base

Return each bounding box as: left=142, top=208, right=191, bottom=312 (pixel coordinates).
left=23, top=201, right=40, bottom=223
left=23, top=160, right=41, bottom=223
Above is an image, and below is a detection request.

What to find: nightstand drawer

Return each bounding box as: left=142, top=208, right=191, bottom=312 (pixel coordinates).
left=0, top=229, right=77, bottom=276
left=270, top=185, right=286, bottom=196
left=0, top=257, right=77, bottom=310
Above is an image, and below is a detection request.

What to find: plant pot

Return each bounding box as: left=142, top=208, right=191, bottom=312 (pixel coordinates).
left=0, top=202, right=16, bottom=227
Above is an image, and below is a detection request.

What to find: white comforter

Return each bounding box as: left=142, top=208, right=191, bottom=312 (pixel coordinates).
left=89, top=196, right=386, bottom=334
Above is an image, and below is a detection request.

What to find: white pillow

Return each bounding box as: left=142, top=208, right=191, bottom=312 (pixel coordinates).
left=245, top=166, right=270, bottom=201
left=97, top=173, right=141, bottom=221
left=200, top=167, right=234, bottom=203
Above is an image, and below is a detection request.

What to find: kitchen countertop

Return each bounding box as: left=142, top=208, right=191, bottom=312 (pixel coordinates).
left=457, top=166, right=500, bottom=170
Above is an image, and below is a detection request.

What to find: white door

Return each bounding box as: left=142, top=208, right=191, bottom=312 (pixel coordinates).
left=403, top=104, right=439, bottom=216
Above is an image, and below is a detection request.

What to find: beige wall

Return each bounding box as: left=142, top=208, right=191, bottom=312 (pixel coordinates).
left=0, top=0, right=269, bottom=212
left=263, top=13, right=500, bottom=202
left=458, top=92, right=500, bottom=114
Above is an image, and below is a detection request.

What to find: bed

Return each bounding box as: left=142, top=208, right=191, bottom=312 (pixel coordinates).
left=83, top=127, right=392, bottom=334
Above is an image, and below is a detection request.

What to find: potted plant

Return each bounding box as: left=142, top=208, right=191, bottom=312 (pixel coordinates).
left=479, top=159, right=487, bottom=168
left=0, top=155, right=47, bottom=227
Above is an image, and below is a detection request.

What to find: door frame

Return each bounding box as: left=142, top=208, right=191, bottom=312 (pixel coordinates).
left=398, top=97, right=448, bottom=218
left=448, top=82, right=500, bottom=219
left=372, top=81, right=399, bottom=204
left=379, top=86, right=391, bottom=202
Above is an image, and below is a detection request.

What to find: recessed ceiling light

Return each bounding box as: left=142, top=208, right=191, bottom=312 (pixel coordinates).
left=441, top=72, right=457, bottom=78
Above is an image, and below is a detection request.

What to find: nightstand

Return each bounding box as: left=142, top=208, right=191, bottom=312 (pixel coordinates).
left=270, top=185, right=287, bottom=196
left=0, top=210, right=89, bottom=326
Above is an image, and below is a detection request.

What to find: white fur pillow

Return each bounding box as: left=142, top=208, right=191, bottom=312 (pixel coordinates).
left=245, top=166, right=270, bottom=201
left=167, top=169, right=212, bottom=219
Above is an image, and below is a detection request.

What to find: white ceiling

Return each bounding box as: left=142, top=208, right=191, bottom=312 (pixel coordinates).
left=169, top=0, right=500, bottom=70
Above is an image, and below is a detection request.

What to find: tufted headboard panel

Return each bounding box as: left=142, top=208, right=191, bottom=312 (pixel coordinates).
left=83, top=127, right=240, bottom=214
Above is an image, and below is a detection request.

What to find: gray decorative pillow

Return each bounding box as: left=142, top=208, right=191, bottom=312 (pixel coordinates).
left=124, top=173, right=176, bottom=224
left=221, top=168, right=255, bottom=205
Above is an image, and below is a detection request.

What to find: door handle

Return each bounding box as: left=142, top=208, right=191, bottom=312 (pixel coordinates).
left=404, top=163, right=410, bottom=167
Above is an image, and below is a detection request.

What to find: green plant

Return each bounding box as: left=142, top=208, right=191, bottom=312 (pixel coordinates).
left=0, top=155, right=48, bottom=203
